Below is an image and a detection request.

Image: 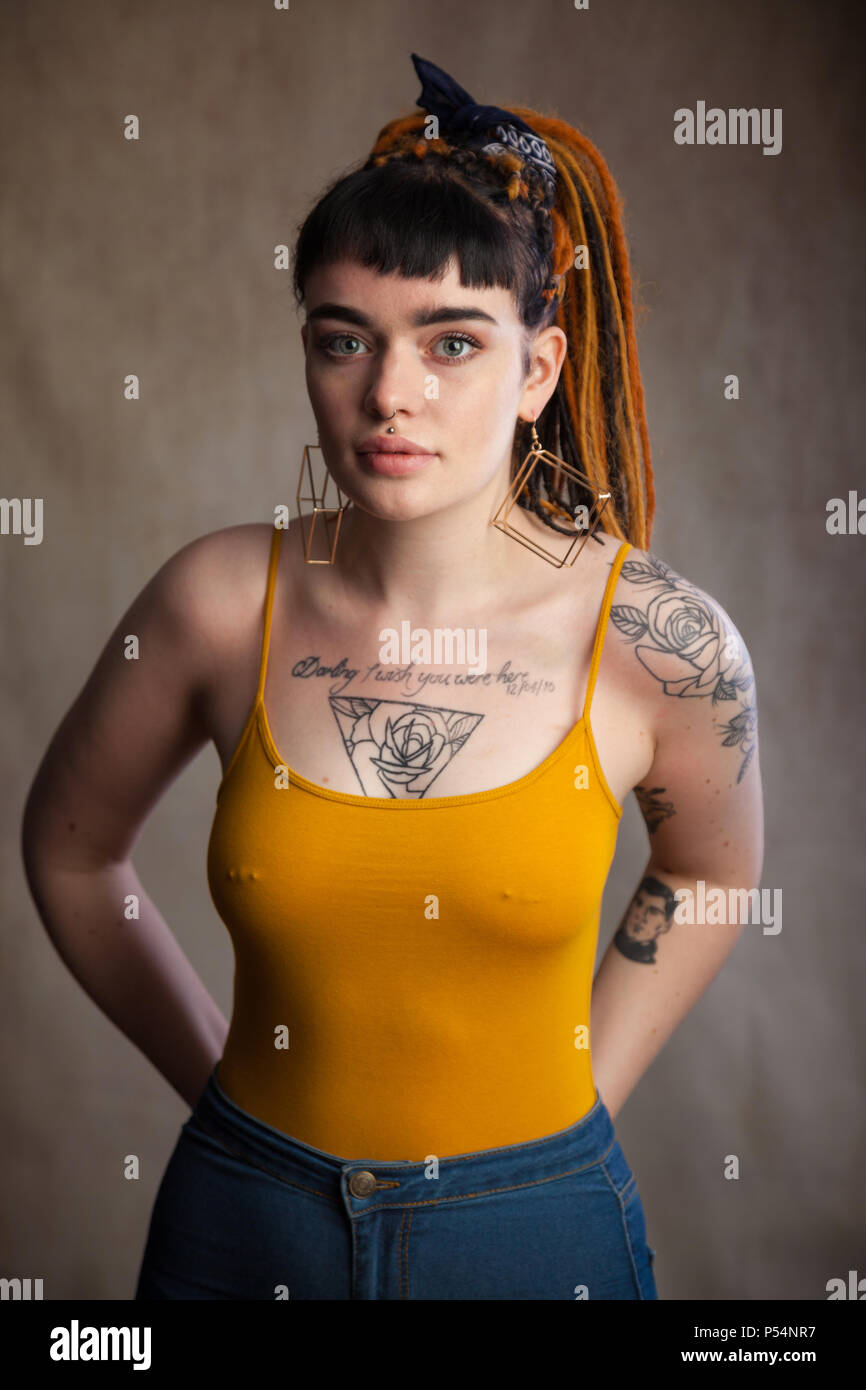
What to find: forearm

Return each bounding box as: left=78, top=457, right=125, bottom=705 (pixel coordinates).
left=23, top=854, right=229, bottom=1108
left=590, top=859, right=748, bottom=1121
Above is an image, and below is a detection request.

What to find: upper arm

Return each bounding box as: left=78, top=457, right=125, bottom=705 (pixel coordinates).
left=613, top=550, right=765, bottom=885
left=21, top=531, right=233, bottom=872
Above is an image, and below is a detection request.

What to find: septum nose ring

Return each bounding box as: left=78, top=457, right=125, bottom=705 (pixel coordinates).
left=384, top=408, right=397, bottom=434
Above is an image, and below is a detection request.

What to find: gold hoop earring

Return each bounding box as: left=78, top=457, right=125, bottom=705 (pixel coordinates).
left=490, top=417, right=611, bottom=568
left=296, top=442, right=348, bottom=564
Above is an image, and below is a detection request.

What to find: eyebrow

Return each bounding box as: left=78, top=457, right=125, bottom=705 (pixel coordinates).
left=306, top=302, right=500, bottom=328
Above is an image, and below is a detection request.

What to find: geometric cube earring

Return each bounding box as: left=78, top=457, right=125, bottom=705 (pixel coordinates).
left=491, top=416, right=611, bottom=568
left=295, top=442, right=348, bottom=564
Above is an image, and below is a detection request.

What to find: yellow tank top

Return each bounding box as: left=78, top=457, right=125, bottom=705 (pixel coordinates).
left=208, top=526, right=632, bottom=1160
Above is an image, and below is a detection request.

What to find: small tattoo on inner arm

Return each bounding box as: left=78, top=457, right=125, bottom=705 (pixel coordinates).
left=614, top=875, right=677, bottom=965
left=611, top=555, right=758, bottom=783
left=634, top=784, right=676, bottom=834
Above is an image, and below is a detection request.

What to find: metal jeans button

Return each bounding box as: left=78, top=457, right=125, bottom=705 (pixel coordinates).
left=348, top=1169, right=377, bottom=1197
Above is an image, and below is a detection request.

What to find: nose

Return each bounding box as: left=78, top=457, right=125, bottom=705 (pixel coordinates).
left=363, top=344, right=422, bottom=420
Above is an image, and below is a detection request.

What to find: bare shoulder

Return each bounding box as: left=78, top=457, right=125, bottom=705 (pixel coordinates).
left=604, top=539, right=759, bottom=784
left=160, top=519, right=276, bottom=591
left=611, top=543, right=755, bottom=683
left=21, top=522, right=282, bottom=868
left=152, top=520, right=278, bottom=656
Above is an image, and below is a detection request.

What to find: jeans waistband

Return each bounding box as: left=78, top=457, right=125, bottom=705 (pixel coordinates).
left=188, top=1064, right=618, bottom=1209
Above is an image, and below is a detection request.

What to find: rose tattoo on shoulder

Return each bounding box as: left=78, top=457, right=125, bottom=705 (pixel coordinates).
left=611, top=554, right=757, bottom=782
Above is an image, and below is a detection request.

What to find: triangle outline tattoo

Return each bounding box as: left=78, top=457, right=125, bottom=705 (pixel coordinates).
left=329, top=695, right=484, bottom=799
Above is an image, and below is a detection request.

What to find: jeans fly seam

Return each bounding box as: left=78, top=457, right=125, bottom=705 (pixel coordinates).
left=350, top=1210, right=358, bottom=1301
left=400, top=1207, right=413, bottom=1301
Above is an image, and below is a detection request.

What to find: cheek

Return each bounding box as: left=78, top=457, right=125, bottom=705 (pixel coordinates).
left=455, top=365, right=520, bottom=437
left=479, top=354, right=522, bottom=406
left=305, top=355, right=333, bottom=393
left=305, top=364, right=351, bottom=424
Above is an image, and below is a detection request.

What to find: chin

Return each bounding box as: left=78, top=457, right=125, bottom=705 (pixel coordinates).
left=346, top=487, right=447, bottom=523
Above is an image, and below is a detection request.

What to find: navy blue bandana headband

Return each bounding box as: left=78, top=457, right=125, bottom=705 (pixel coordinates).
left=411, top=53, right=558, bottom=204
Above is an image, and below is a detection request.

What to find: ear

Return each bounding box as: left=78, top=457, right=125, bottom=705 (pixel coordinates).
left=517, top=324, right=568, bottom=420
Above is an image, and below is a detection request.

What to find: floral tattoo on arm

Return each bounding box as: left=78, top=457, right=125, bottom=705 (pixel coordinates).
left=612, top=555, right=757, bottom=783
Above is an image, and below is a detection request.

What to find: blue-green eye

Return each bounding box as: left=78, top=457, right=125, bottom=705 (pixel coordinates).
left=317, top=329, right=483, bottom=364
left=433, top=333, right=481, bottom=362
left=321, top=334, right=368, bottom=357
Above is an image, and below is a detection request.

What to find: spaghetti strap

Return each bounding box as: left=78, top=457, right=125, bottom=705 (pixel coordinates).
left=581, top=540, right=632, bottom=723
left=255, top=525, right=284, bottom=705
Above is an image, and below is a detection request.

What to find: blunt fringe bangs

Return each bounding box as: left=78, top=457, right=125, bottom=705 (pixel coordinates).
left=291, top=158, right=548, bottom=371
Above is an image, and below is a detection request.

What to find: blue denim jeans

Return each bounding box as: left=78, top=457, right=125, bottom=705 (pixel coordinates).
left=135, top=1064, right=658, bottom=1300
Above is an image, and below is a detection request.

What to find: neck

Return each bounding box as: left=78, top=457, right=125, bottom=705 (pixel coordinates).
left=327, top=480, right=532, bottom=620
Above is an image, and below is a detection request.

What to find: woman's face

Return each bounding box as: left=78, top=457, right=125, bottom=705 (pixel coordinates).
left=300, top=256, right=565, bottom=523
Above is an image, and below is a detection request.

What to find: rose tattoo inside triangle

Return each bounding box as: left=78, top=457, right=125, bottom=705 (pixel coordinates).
left=329, top=696, right=485, bottom=798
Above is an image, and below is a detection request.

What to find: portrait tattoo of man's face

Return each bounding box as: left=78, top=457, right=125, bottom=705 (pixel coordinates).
left=614, top=875, right=677, bottom=965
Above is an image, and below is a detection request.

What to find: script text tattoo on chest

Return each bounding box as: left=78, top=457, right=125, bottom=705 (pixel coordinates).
left=290, top=655, right=557, bottom=700
left=288, top=655, right=557, bottom=798
left=610, top=555, right=757, bottom=783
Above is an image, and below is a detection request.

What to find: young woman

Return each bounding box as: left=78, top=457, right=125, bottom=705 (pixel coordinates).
left=21, top=54, right=763, bottom=1300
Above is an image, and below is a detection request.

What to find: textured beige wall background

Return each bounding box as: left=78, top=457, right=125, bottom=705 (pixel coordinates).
left=2, top=0, right=863, bottom=1300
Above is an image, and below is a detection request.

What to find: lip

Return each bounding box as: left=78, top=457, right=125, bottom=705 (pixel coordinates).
left=356, top=434, right=437, bottom=477
left=357, top=434, right=433, bottom=454
left=360, top=452, right=436, bottom=477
